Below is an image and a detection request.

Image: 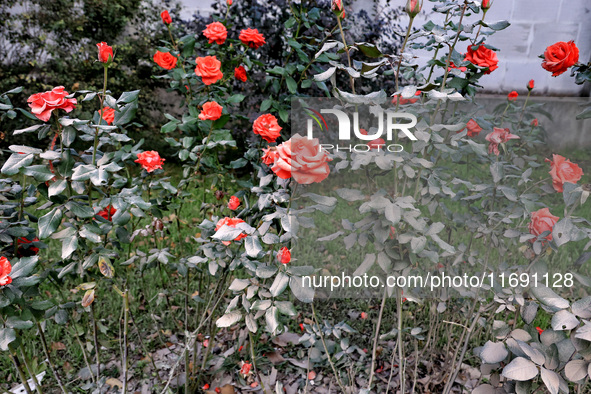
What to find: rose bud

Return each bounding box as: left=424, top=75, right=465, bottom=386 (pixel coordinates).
left=481, top=0, right=492, bottom=11
left=277, top=247, right=291, bottom=264
left=527, top=79, right=534, bottom=90
left=507, top=91, right=518, bottom=101
left=96, top=42, right=113, bottom=64
left=405, top=0, right=422, bottom=18
left=215, top=190, right=225, bottom=200
left=161, top=10, right=172, bottom=25
left=531, top=119, right=538, bottom=127
left=228, top=195, right=240, bottom=211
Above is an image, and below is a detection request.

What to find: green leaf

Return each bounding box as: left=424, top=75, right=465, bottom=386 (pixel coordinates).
left=0, top=328, right=16, bottom=351
left=66, top=201, right=95, bottom=218
left=114, top=101, right=138, bottom=126
left=227, top=94, right=245, bottom=104
left=286, top=77, right=298, bottom=94
left=23, top=165, right=55, bottom=182
left=10, top=257, right=38, bottom=279
left=269, top=272, right=289, bottom=297
left=356, top=42, right=384, bottom=58
left=38, top=208, right=63, bottom=239
left=117, top=90, right=140, bottom=103
left=1, top=153, right=34, bottom=175
left=216, top=311, right=242, bottom=328
left=5, top=316, right=33, bottom=330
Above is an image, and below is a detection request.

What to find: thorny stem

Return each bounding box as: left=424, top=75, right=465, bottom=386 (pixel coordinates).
left=397, top=287, right=405, bottom=394
left=426, top=11, right=452, bottom=83
left=518, top=89, right=532, bottom=125
left=395, top=17, right=415, bottom=94
left=367, top=286, right=387, bottom=388
left=184, top=270, right=191, bottom=394
left=36, top=321, right=67, bottom=393
left=74, top=327, right=96, bottom=383
left=439, top=1, right=468, bottom=93
left=122, top=289, right=130, bottom=394
left=10, top=351, right=33, bottom=394
left=92, top=65, right=108, bottom=166
left=336, top=15, right=355, bottom=94
left=249, top=331, right=268, bottom=394
left=19, top=343, right=42, bottom=394
left=90, top=302, right=101, bottom=387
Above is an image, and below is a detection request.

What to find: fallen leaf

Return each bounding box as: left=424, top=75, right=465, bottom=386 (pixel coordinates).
left=106, top=377, right=123, bottom=389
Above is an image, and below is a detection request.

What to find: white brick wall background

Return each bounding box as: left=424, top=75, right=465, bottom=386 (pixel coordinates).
left=179, top=0, right=590, bottom=147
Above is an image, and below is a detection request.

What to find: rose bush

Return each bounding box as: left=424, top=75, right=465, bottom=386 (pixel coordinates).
left=0, top=0, right=590, bottom=393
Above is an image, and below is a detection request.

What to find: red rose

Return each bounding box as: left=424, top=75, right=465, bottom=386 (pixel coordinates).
left=203, top=22, right=227, bottom=45
left=153, top=51, right=178, bottom=70
left=465, top=45, right=498, bottom=74
left=507, top=91, right=518, bottom=101
left=461, top=119, right=482, bottom=137
left=234, top=66, right=247, bottom=82
left=16, top=237, right=40, bottom=257
left=272, top=134, right=332, bottom=184
left=527, top=79, right=534, bottom=90
left=485, top=127, right=519, bottom=156
left=253, top=114, right=282, bottom=143
left=277, top=247, right=291, bottom=264
left=531, top=119, right=538, bottom=127
left=97, top=205, right=116, bottom=221
left=99, top=107, right=115, bottom=125
left=135, top=151, right=165, bottom=173
left=199, top=101, right=223, bottom=121
left=360, top=312, right=368, bottom=319
left=227, top=0, right=232, bottom=4
left=542, top=41, right=579, bottom=77
left=96, top=42, right=113, bottom=64
left=545, top=154, right=584, bottom=192
left=536, top=327, right=544, bottom=335
left=529, top=208, right=559, bottom=241
left=215, top=217, right=247, bottom=245
left=261, top=147, right=278, bottom=165
left=0, top=257, right=12, bottom=286
left=161, top=10, right=172, bottom=24
left=239, top=28, right=266, bottom=49
left=27, top=86, right=77, bottom=122
left=481, top=0, right=492, bottom=10
left=195, top=56, right=223, bottom=85
left=391, top=91, right=421, bottom=105
left=228, top=196, right=240, bottom=210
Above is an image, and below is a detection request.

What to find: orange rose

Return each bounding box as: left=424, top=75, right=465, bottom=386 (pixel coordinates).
left=545, top=154, right=583, bottom=192
left=528, top=208, right=559, bottom=241
left=542, top=41, right=579, bottom=77
left=239, top=28, right=266, bottom=49
left=195, top=56, right=223, bottom=85
left=96, top=42, right=113, bottom=64
left=0, top=257, right=12, bottom=286
left=261, top=146, right=278, bottom=165
left=199, top=101, right=223, bottom=121
left=485, top=127, right=519, bottom=156
left=215, top=217, right=247, bottom=245
left=228, top=196, right=240, bottom=210
left=203, top=22, right=227, bottom=45
left=135, top=151, right=165, bottom=172
left=391, top=91, right=421, bottom=105
left=16, top=237, right=40, bottom=257
left=99, top=107, right=115, bottom=125
left=462, top=119, right=482, bottom=137
left=27, top=86, right=77, bottom=122
left=234, top=66, right=247, bottom=82
left=277, top=247, right=291, bottom=264
left=153, top=51, right=178, bottom=70
left=465, top=45, right=498, bottom=74
left=507, top=91, right=518, bottom=101
left=272, top=134, right=332, bottom=184
left=97, top=205, right=116, bottom=221
left=253, top=114, right=282, bottom=143
left=161, top=10, right=172, bottom=24
left=360, top=129, right=385, bottom=150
